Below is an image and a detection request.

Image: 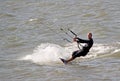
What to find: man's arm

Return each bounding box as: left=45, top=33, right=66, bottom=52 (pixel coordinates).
left=76, top=38, right=89, bottom=43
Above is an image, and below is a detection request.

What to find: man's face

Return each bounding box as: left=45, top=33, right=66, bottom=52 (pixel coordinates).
left=88, top=33, right=92, bottom=39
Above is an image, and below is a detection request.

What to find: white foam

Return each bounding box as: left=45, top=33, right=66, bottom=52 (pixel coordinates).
left=112, top=49, right=120, bottom=53
left=91, top=44, right=116, bottom=54
left=21, top=43, right=70, bottom=64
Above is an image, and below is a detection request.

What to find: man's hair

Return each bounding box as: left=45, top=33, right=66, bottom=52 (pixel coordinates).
left=89, top=33, right=92, bottom=36
left=88, top=33, right=92, bottom=36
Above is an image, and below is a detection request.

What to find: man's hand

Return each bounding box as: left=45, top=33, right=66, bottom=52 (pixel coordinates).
left=73, top=37, right=78, bottom=42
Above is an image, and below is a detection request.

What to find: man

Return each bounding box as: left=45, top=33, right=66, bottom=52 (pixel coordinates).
left=61, top=33, right=94, bottom=64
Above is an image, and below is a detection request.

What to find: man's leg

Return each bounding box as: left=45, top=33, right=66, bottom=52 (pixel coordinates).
left=65, top=50, right=80, bottom=64
left=65, top=57, right=75, bottom=63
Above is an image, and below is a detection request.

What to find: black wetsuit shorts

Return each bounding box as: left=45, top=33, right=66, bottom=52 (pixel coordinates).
left=72, top=50, right=89, bottom=59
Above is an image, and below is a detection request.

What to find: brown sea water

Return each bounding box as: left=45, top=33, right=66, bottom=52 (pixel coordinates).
left=0, top=0, right=120, bottom=81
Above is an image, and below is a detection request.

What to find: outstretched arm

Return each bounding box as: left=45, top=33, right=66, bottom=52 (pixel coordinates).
left=74, top=37, right=89, bottom=43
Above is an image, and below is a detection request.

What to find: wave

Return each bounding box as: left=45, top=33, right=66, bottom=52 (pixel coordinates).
left=21, top=43, right=70, bottom=65
left=20, top=42, right=120, bottom=65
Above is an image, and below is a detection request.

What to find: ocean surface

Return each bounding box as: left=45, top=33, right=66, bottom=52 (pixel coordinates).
left=0, top=0, right=120, bottom=81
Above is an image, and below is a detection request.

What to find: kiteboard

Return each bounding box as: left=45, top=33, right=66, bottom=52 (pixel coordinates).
left=60, top=58, right=67, bottom=65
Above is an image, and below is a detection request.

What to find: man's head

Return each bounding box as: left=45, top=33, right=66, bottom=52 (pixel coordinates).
left=87, top=33, right=92, bottom=39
